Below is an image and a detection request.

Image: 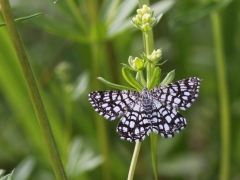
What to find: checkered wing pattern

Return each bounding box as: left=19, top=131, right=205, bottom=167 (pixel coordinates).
left=88, top=90, right=139, bottom=120
left=117, top=102, right=152, bottom=142
left=151, top=101, right=186, bottom=138
left=151, top=77, right=200, bottom=110
left=88, top=77, right=200, bottom=142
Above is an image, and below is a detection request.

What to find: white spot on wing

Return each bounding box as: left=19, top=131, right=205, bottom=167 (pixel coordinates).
left=130, top=121, right=135, bottom=128
left=164, top=124, right=170, bottom=131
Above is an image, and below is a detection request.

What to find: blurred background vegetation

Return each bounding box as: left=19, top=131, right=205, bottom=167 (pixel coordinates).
left=0, top=0, right=240, bottom=179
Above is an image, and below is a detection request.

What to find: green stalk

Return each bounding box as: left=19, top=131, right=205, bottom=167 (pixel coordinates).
left=91, top=42, right=111, bottom=180
left=66, top=0, right=88, bottom=34
left=128, top=1, right=158, bottom=180
left=144, top=31, right=155, bottom=84
left=127, top=142, right=142, bottom=180
left=143, top=31, right=155, bottom=88
left=0, top=1, right=67, bottom=180
left=143, top=12, right=159, bottom=180
left=210, top=11, right=230, bottom=180
left=84, top=1, right=111, bottom=179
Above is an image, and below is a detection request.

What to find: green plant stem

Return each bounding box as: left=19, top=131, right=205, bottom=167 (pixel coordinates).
left=143, top=12, right=159, bottom=180
left=127, top=142, right=142, bottom=180
left=144, top=31, right=155, bottom=85
left=144, top=32, right=151, bottom=55
left=0, top=1, right=67, bottom=180
left=66, top=0, right=88, bottom=34
left=91, top=42, right=111, bottom=180
left=128, top=2, right=158, bottom=180
left=86, top=1, right=111, bottom=178
left=210, top=11, right=230, bottom=180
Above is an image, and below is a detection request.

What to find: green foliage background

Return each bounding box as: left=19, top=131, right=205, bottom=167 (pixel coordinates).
left=0, top=0, right=240, bottom=179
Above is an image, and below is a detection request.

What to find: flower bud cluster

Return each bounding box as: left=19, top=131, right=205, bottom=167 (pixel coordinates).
left=128, top=56, right=144, bottom=71
left=147, top=49, right=162, bottom=63
left=132, top=5, right=161, bottom=32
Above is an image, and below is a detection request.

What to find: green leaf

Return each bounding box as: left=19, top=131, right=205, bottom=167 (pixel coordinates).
left=97, top=77, right=136, bottom=91
left=136, top=72, right=146, bottom=87
left=121, top=63, right=138, bottom=72
left=100, top=0, right=120, bottom=25
left=151, top=14, right=163, bottom=28
left=152, top=0, right=176, bottom=16
left=0, top=13, right=45, bottom=27
left=219, top=0, right=234, bottom=10
left=160, top=69, right=175, bottom=85
left=141, top=54, right=151, bottom=63
left=108, top=0, right=138, bottom=37
left=171, top=2, right=218, bottom=26
left=148, top=67, right=161, bottom=90
left=122, top=67, right=143, bottom=91
left=0, top=171, right=13, bottom=180
left=14, top=156, right=36, bottom=180
left=28, top=16, right=90, bottom=43
left=66, top=137, right=103, bottom=178
left=0, top=170, right=5, bottom=177
left=156, top=60, right=168, bottom=66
